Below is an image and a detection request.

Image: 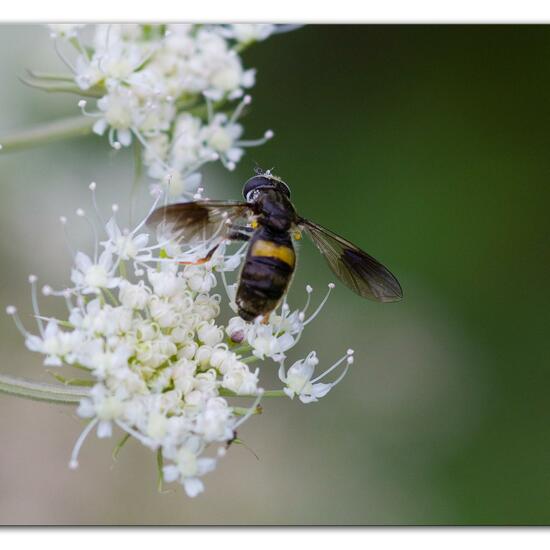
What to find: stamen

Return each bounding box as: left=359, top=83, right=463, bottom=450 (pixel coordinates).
left=131, top=127, right=172, bottom=173
left=229, top=94, right=252, bottom=125
left=327, top=356, right=353, bottom=388
left=116, top=420, right=157, bottom=450
left=28, top=275, right=44, bottom=337
left=236, top=129, right=274, bottom=147
left=303, top=283, right=334, bottom=326
left=234, top=388, right=264, bottom=429
left=59, top=216, right=76, bottom=259
left=54, top=38, right=76, bottom=73
left=72, top=32, right=90, bottom=61
left=130, top=193, right=161, bottom=236
left=89, top=181, right=106, bottom=227
left=182, top=153, right=219, bottom=177
left=299, top=284, right=314, bottom=321
left=69, top=418, right=98, bottom=469
left=78, top=100, right=99, bottom=118
left=311, top=349, right=354, bottom=383
left=6, top=306, right=32, bottom=338
left=220, top=156, right=236, bottom=171
left=219, top=268, right=233, bottom=304
left=76, top=208, right=99, bottom=263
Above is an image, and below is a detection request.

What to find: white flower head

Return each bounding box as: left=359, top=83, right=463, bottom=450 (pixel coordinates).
left=7, top=24, right=364, bottom=499
left=11, top=189, right=352, bottom=497
left=52, top=23, right=281, bottom=184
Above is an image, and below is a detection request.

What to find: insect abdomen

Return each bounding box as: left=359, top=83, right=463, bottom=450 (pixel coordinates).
left=236, top=236, right=295, bottom=321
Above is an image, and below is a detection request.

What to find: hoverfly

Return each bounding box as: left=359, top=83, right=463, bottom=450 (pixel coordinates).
left=147, top=170, right=403, bottom=322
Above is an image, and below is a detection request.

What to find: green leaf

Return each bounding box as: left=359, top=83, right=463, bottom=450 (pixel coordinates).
left=19, top=75, right=104, bottom=98
left=46, top=370, right=94, bottom=387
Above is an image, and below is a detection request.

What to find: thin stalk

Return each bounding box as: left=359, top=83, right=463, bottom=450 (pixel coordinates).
left=219, top=388, right=285, bottom=398
left=0, top=373, right=89, bottom=405
left=112, top=433, right=131, bottom=461
left=156, top=448, right=165, bottom=493
left=129, top=140, right=142, bottom=226
left=232, top=405, right=262, bottom=416
left=0, top=115, right=94, bottom=153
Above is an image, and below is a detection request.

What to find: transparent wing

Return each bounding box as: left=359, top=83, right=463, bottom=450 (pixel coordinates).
left=147, top=201, right=253, bottom=245
left=300, top=218, right=403, bottom=302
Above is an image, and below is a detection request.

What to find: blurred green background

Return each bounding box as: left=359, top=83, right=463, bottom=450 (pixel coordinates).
left=0, top=24, right=549, bottom=525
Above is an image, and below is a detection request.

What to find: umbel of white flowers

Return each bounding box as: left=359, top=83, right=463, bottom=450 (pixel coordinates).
left=6, top=183, right=353, bottom=497
left=44, top=24, right=291, bottom=198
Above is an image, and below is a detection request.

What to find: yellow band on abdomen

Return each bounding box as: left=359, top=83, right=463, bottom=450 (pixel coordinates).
left=251, top=239, right=295, bottom=267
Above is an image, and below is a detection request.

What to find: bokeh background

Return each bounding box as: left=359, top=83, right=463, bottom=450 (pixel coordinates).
left=0, top=24, right=549, bottom=525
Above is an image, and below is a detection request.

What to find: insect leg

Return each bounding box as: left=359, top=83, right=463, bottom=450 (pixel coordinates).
left=178, top=243, right=221, bottom=265
left=227, top=229, right=251, bottom=242
left=179, top=225, right=251, bottom=265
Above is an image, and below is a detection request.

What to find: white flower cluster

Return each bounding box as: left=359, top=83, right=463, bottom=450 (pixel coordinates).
left=7, top=186, right=353, bottom=497
left=48, top=24, right=286, bottom=197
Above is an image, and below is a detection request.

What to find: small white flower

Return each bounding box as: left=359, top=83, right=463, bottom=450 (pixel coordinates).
left=222, top=362, right=259, bottom=395
left=195, top=398, right=234, bottom=442
left=248, top=323, right=296, bottom=361
left=148, top=268, right=187, bottom=298
left=196, top=321, right=224, bottom=347
left=163, top=437, right=217, bottom=497
left=103, top=217, right=150, bottom=261
left=71, top=250, right=119, bottom=294
left=279, top=350, right=354, bottom=404
left=118, top=280, right=150, bottom=309
left=92, top=88, right=140, bottom=148
left=25, top=320, right=83, bottom=366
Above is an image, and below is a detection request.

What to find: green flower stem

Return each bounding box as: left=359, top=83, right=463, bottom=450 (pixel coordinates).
left=0, top=115, right=94, bottom=153
left=219, top=388, right=286, bottom=398
left=0, top=373, right=89, bottom=405
left=232, top=405, right=263, bottom=416
left=156, top=448, right=165, bottom=493
left=129, top=140, right=142, bottom=227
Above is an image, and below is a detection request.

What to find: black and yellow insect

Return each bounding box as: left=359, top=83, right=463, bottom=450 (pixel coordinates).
left=147, top=170, right=402, bottom=321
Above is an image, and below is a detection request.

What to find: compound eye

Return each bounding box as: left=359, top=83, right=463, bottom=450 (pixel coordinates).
left=278, top=181, right=291, bottom=198
left=243, top=175, right=269, bottom=200
left=246, top=189, right=260, bottom=202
